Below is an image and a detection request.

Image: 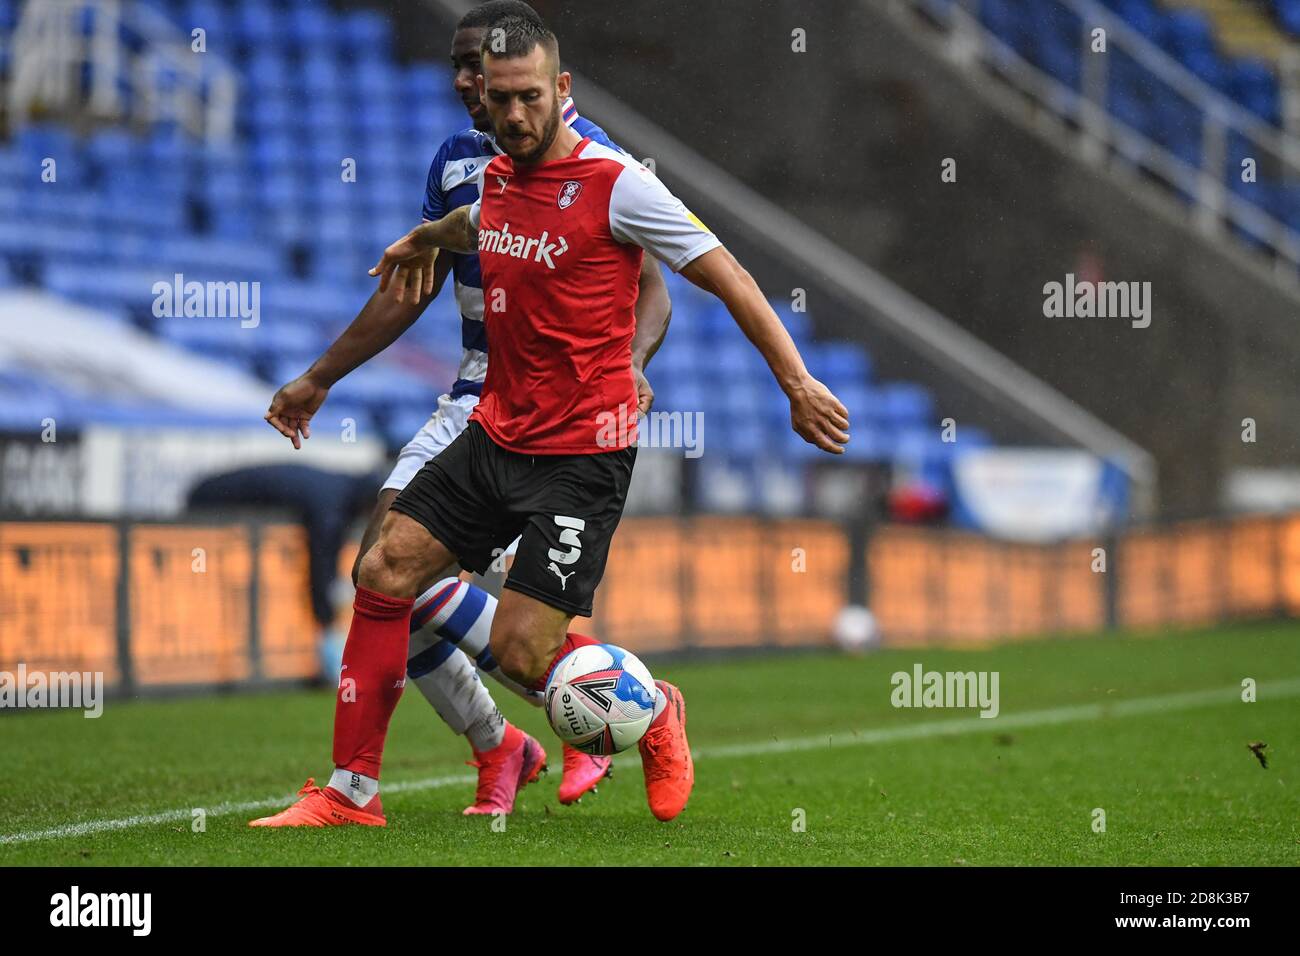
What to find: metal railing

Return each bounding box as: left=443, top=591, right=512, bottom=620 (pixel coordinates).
left=897, top=0, right=1300, bottom=281
left=4, top=0, right=238, bottom=141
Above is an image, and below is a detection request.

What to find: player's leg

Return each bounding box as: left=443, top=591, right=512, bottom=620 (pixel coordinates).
left=251, top=508, right=457, bottom=828
left=404, top=577, right=548, bottom=815
left=378, top=405, right=549, bottom=811
left=408, top=574, right=541, bottom=708
left=409, top=559, right=610, bottom=804
left=351, top=487, right=398, bottom=587
left=497, top=446, right=692, bottom=820
left=357, top=470, right=516, bottom=746
left=252, top=428, right=523, bottom=827
left=359, top=438, right=520, bottom=735
left=335, top=508, right=454, bottom=784
left=487, top=586, right=579, bottom=687
left=381, top=407, right=541, bottom=706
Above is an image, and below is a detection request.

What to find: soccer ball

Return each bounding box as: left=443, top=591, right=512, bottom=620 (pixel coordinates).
left=545, top=643, right=657, bottom=755
left=832, top=604, right=880, bottom=654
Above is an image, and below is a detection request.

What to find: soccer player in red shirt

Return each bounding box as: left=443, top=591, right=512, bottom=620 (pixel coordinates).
left=263, top=1, right=663, bottom=817
left=253, top=16, right=848, bottom=828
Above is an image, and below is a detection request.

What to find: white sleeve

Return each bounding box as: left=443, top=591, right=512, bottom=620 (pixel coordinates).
left=608, top=163, right=721, bottom=272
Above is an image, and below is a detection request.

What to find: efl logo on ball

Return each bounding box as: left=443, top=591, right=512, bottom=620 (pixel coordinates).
left=545, top=643, right=656, bottom=754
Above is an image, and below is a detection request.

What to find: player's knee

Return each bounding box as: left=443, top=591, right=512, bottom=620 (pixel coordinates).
left=356, top=540, right=422, bottom=597
left=490, top=623, right=553, bottom=686
left=492, top=641, right=544, bottom=686
left=354, top=489, right=397, bottom=589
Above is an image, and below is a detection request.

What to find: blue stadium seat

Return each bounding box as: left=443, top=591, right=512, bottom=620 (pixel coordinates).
left=184, top=1, right=229, bottom=40
left=1276, top=0, right=1300, bottom=37
left=1037, top=36, right=1082, bottom=91
left=715, top=420, right=766, bottom=459
left=878, top=383, right=935, bottom=426
left=233, top=4, right=280, bottom=43
left=302, top=54, right=345, bottom=96
left=980, top=0, right=1034, bottom=60
left=2, top=0, right=1006, bottom=489
left=1160, top=10, right=1216, bottom=62
left=353, top=62, right=401, bottom=100
left=1226, top=60, right=1280, bottom=125
left=818, top=346, right=872, bottom=387
left=833, top=384, right=873, bottom=425
left=155, top=314, right=252, bottom=354
left=16, top=126, right=76, bottom=174
left=1107, top=0, right=1162, bottom=42
left=287, top=6, right=335, bottom=49
left=340, top=11, right=393, bottom=56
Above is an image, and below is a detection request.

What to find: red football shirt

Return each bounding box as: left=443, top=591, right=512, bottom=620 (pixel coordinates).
left=467, top=136, right=719, bottom=454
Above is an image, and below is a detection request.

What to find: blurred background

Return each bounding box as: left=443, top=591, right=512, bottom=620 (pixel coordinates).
left=3, top=0, right=1300, bottom=693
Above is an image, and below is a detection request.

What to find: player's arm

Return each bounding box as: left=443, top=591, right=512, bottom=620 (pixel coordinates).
left=608, top=161, right=848, bottom=454
left=630, top=257, right=672, bottom=415
left=369, top=206, right=478, bottom=304
left=680, top=246, right=848, bottom=454
left=264, top=254, right=452, bottom=449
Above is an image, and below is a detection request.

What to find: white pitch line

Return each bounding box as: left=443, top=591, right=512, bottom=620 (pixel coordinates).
left=3, top=677, right=1296, bottom=847
left=0, top=774, right=473, bottom=847
left=690, top=676, right=1300, bottom=760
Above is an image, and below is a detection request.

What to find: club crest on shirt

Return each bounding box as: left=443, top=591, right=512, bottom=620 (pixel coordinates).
left=557, top=180, right=583, bottom=210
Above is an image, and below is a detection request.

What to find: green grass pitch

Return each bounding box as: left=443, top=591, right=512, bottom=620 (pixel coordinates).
left=2, top=621, right=1298, bottom=866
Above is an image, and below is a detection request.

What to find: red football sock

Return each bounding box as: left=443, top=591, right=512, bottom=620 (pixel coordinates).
left=532, top=631, right=601, bottom=691
left=332, top=586, right=414, bottom=778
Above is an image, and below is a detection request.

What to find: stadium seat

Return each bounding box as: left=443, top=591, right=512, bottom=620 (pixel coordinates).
left=0, top=0, right=1002, bottom=498
left=1226, top=61, right=1280, bottom=125
left=879, top=383, right=936, bottom=426
left=340, top=10, right=393, bottom=55
left=1160, top=11, right=1216, bottom=63
left=1276, top=0, right=1300, bottom=37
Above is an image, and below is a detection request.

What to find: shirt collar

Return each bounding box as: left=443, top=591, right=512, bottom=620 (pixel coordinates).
left=561, top=96, right=579, bottom=127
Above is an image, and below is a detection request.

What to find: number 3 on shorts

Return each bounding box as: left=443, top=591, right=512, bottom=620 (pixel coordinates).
left=547, top=515, right=586, bottom=566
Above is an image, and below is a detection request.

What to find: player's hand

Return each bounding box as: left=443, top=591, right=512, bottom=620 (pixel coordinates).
left=633, top=364, right=655, bottom=416
left=265, top=374, right=329, bottom=450
left=369, top=227, right=438, bottom=304
left=787, top=375, right=850, bottom=454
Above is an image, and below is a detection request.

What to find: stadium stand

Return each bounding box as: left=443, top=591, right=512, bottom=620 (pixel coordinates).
left=918, top=0, right=1300, bottom=255
left=0, top=0, right=994, bottom=515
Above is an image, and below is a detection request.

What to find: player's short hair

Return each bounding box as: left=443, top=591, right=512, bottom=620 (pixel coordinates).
left=457, top=1, right=543, bottom=32
left=479, top=13, right=560, bottom=73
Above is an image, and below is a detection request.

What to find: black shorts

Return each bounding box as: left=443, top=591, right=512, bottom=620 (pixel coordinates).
left=390, top=420, right=636, bottom=617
